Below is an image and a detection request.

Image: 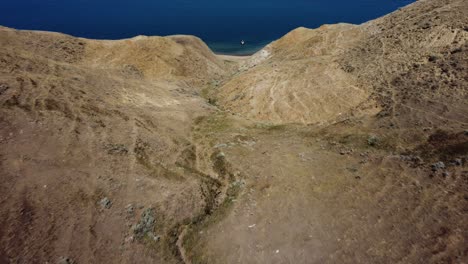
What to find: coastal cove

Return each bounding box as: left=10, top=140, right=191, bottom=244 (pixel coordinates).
left=1, top=0, right=415, bottom=55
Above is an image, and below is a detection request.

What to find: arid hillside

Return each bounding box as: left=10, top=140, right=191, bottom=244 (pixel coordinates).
left=215, top=0, right=467, bottom=127
left=0, top=0, right=467, bottom=263
left=0, top=26, right=233, bottom=263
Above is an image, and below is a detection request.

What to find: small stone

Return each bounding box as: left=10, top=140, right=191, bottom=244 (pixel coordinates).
left=149, top=232, right=161, bottom=242
left=57, top=257, right=75, bottom=264
left=428, top=55, right=438, bottom=62
left=125, top=236, right=135, bottom=243
left=367, top=135, right=379, bottom=146
left=454, top=158, right=462, bottom=166
left=431, top=161, right=445, bottom=171
left=412, top=156, right=424, bottom=165
left=99, top=197, right=112, bottom=209
left=400, top=155, right=411, bottom=161
left=106, top=143, right=128, bottom=155
left=442, top=171, right=450, bottom=177
left=126, top=204, right=135, bottom=216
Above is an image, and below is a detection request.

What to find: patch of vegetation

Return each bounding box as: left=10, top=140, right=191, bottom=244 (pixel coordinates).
left=414, top=130, right=468, bottom=162
left=266, top=124, right=288, bottom=131
left=367, top=135, right=379, bottom=146
left=322, top=131, right=399, bottom=153
left=252, top=122, right=289, bottom=132
left=104, top=143, right=129, bottom=155
left=194, top=114, right=232, bottom=135
left=182, top=181, right=242, bottom=264
left=134, top=139, right=184, bottom=181
left=133, top=208, right=157, bottom=239
left=210, top=151, right=232, bottom=181
left=207, top=98, right=217, bottom=106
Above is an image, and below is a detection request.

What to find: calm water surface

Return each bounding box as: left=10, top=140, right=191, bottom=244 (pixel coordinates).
left=0, top=0, right=415, bottom=54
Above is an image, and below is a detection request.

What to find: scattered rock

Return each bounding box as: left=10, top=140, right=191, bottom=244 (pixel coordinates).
left=400, top=155, right=424, bottom=165
left=431, top=161, right=445, bottom=171
left=450, top=47, right=462, bottom=54
left=105, top=143, right=128, bottom=155
left=125, top=236, right=135, bottom=243
left=442, top=171, right=450, bottom=177
left=149, top=233, right=161, bottom=242
left=452, top=158, right=462, bottom=166
left=377, top=110, right=390, bottom=118
left=214, top=143, right=228, bottom=149
left=359, top=159, right=368, bottom=164
left=420, top=22, right=431, bottom=29
left=99, top=197, right=112, bottom=209
left=57, top=257, right=75, bottom=264
left=122, top=64, right=143, bottom=78
left=428, top=55, right=438, bottom=62
left=126, top=204, right=135, bottom=217
left=207, top=98, right=217, bottom=105
left=340, top=149, right=353, bottom=155
left=367, top=135, right=379, bottom=146
left=0, top=83, right=9, bottom=95
left=231, top=179, right=246, bottom=188
left=298, top=153, right=308, bottom=161
left=412, top=156, right=424, bottom=165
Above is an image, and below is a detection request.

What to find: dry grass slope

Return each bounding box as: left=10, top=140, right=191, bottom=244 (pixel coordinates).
left=0, top=0, right=467, bottom=263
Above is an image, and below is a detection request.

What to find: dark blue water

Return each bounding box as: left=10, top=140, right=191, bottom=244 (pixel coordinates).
left=0, top=0, right=414, bottom=55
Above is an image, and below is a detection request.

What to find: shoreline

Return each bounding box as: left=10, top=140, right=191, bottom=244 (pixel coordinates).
left=216, top=54, right=251, bottom=61
left=214, top=51, right=256, bottom=57
left=208, top=41, right=272, bottom=57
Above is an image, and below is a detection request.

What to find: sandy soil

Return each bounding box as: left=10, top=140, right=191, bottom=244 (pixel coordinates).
left=216, top=55, right=251, bottom=63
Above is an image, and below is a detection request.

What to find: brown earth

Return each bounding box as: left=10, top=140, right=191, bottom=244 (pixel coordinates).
left=0, top=0, right=467, bottom=263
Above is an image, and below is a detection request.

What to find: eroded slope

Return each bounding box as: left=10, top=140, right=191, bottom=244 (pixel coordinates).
left=216, top=24, right=369, bottom=124
left=0, top=26, right=234, bottom=263
left=0, top=0, right=467, bottom=263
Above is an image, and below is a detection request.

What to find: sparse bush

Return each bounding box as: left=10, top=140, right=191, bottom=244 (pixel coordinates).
left=207, top=98, right=217, bottom=105
left=367, top=135, right=379, bottom=146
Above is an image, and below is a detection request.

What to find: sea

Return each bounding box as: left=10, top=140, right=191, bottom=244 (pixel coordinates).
left=0, top=0, right=415, bottom=55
